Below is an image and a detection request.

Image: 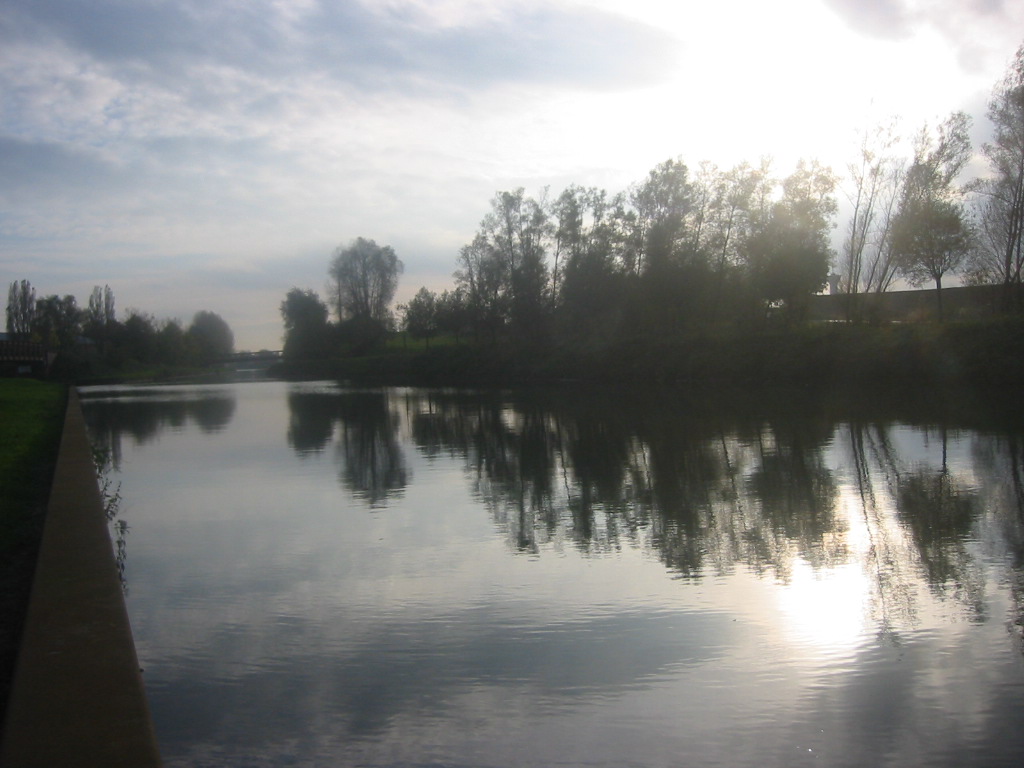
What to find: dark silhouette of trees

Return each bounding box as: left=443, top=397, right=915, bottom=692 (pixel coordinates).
left=840, top=120, right=904, bottom=319
left=401, top=287, right=438, bottom=347
left=4, top=279, right=238, bottom=376
left=5, top=280, right=36, bottom=340
left=971, top=44, right=1024, bottom=306
left=744, top=161, right=837, bottom=322
left=86, top=285, right=115, bottom=331
left=114, top=310, right=158, bottom=364
left=187, top=310, right=234, bottom=363
left=629, top=158, right=694, bottom=275
left=327, top=237, right=403, bottom=353
left=891, top=112, right=974, bottom=320
left=84, top=285, right=116, bottom=354
left=280, top=287, right=330, bottom=360
left=455, top=232, right=509, bottom=342
left=328, top=237, right=403, bottom=325
left=33, top=295, right=81, bottom=350
left=434, top=289, right=470, bottom=342
left=154, top=319, right=193, bottom=367
left=458, top=189, right=551, bottom=344
left=440, top=156, right=842, bottom=352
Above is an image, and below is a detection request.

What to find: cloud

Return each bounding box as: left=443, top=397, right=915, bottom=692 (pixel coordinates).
left=823, top=0, right=1024, bottom=72
left=821, top=0, right=913, bottom=39
left=1, top=0, right=679, bottom=100
left=0, top=136, right=117, bottom=193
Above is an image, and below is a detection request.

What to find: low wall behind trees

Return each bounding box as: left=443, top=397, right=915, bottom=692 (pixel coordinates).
left=809, top=283, right=1019, bottom=323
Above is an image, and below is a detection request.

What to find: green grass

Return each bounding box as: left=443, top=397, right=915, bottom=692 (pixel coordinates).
left=0, top=380, right=66, bottom=528
left=0, top=379, right=66, bottom=730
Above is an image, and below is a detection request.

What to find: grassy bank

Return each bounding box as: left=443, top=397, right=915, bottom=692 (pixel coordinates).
left=274, top=319, right=1024, bottom=391
left=0, top=380, right=66, bottom=729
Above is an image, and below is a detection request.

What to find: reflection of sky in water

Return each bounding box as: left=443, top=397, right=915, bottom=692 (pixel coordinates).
left=79, top=382, right=1024, bottom=768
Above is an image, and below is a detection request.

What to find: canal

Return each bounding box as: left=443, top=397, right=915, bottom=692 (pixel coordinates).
left=80, top=381, right=1024, bottom=767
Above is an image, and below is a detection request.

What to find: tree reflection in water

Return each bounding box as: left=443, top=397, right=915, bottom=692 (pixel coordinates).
left=83, top=387, right=237, bottom=471
left=85, top=384, right=1024, bottom=642
left=288, top=389, right=408, bottom=507
left=392, top=387, right=1024, bottom=633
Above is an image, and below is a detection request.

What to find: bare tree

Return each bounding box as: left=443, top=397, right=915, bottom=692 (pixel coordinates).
left=971, top=44, right=1024, bottom=308
left=841, top=120, right=904, bottom=309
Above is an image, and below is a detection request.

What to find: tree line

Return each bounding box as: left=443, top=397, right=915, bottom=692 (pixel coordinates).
left=4, top=280, right=234, bottom=376
left=281, top=43, right=1024, bottom=359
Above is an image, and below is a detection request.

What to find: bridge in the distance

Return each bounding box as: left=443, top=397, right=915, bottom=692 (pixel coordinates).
left=216, top=350, right=283, bottom=378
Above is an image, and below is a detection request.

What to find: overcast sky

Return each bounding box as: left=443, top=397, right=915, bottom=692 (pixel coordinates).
left=2, top=0, right=1022, bottom=350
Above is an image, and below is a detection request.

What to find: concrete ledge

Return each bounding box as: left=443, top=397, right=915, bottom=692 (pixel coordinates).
left=1, top=390, right=161, bottom=767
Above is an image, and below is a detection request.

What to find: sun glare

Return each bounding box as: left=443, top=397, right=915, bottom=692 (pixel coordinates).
left=775, top=556, right=871, bottom=654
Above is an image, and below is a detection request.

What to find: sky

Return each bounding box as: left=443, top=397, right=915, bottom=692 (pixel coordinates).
left=2, top=0, right=1023, bottom=351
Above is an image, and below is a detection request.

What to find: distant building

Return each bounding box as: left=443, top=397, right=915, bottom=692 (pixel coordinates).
left=0, top=337, right=49, bottom=377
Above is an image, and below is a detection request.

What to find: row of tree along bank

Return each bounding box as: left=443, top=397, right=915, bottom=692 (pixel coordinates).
left=5, top=282, right=235, bottom=380
left=283, top=45, right=1024, bottom=369
left=272, top=319, right=1024, bottom=392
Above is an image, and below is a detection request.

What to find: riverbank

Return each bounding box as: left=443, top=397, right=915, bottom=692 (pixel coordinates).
left=0, top=388, right=161, bottom=767
left=273, top=319, right=1024, bottom=390
left=0, top=379, right=65, bottom=731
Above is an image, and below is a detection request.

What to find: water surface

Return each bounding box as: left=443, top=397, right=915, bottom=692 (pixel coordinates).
left=80, top=381, right=1024, bottom=767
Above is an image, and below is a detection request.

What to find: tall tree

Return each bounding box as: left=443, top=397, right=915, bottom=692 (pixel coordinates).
left=745, top=160, right=838, bottom=322
left=402, top=287, right=438, bottom=347
left=861, top=159, right=905, bottom=295
left=33, top=295, right=81, bottom=349
left=155, top=319, right=194, bottom=367
left=5, top=280, right=35, bottom=339
left=551, top=185, right=610, bottom=299
left=328, top=237, right=403, bottom=324
left=891, top=112, right=973, bottom=320
left=628, top=157, right=693, bottom=274
left=454, top=233, right=506, bottom=342
left=972, top=44, right=1024, bottom=307
left=454, top=189, right=551, bottom=343
left=485, top=188, right=551, bottom=341
left=841, top=119, right=904, bottom=316
left=86, top=285, right=116, bottom=328
left=280, top=287, right=330, bottom=359
left=85, top=284, right=117, bottom=352
left=435, top=288, right=469, bottom=343
left=188, top=310, right=234, bottom=363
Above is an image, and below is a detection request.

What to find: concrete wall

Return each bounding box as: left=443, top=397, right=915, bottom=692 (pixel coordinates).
left=0, top=391, right=161, bottom=767
left=809, top=283, right=1019, bottom=323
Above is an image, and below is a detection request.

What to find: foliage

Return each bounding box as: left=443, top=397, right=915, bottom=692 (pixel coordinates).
left=275, top=319, right=1024, bottom=390
left=401, top=287, right=438, bottom=346
left=444, top=157, right=840, bottom=347
left=891, top=112, right=974, bottom=319
left=328, top=237, right=403, bottom=324
left=277, top=49, right=1024, bottom=372
left=188, top=310, right=234, bottom=363
left=3, top=281, right=236, bottom=379
left=280, top=287, right=330, bottom=360
left=745, top=161, right=837, bottom=322
left=970, top=43, right=1024, bottom=303
left=5, top=280, right=36, bottom=339
left=33, top=294, right=81, bottom=350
